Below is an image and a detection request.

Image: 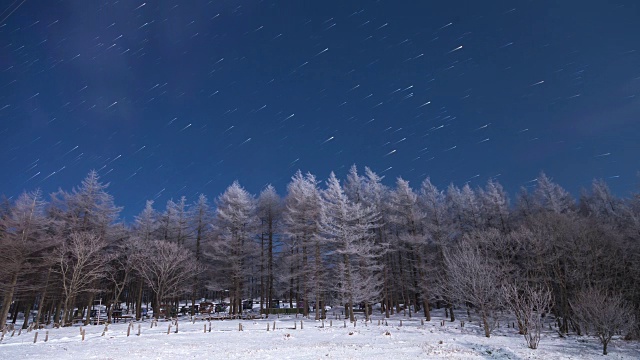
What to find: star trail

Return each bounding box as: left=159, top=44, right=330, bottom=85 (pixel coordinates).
left=1, top=0, right=639, bottom=218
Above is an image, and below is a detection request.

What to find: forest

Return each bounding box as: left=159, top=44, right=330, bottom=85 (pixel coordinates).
left=1, top=166, right=638, bottom=354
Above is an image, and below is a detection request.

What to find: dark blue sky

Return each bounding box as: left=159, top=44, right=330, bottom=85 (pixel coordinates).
left=1, top=0, right=639, bottom=219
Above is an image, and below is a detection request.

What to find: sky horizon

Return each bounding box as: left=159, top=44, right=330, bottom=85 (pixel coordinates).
left=1, top=0, right=639, bottom=219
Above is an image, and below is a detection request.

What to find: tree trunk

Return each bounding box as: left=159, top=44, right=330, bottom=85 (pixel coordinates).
left=423, top=299, right=431, bottom=321
left=0, top=272, right=18, bottom=330
left=135, top=282, right=143, bottom=320
left=449, top=302, right=455, bottom=322
left=482, top=313, right=491, bottom=338
left=84, top=292, right=95, bottom=326
left=267, top=219, right=274, bottom=318
left=35, top=269, right=52, bottom=328
left=53, top=299, right=63, bottom=326
left=260, top=232, right=265, bottom=316
left=22, top=299, right=34, bottom=329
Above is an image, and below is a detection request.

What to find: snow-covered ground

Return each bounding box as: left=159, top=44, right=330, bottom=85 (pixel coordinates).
left=1, top=308, right=638, bottom=359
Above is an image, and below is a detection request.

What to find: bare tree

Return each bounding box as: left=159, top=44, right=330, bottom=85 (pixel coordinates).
left=135, top=239, right=202, bottom=319
left=571, top=287, right=636, bottom=355
left=53, top=232, right=111, bottom=326
left=503, top=283, right=553, bottom=349
left=443, top=234, right=506, bottom=337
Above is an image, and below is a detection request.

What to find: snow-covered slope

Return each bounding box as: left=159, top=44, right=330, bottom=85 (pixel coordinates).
left=1, top=309, right=638, bottom=359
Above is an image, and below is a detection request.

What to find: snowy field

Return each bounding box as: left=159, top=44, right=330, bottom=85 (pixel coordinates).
left=1, top=308, right=639, bottom=359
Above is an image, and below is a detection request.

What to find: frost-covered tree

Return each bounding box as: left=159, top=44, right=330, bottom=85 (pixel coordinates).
left=571, top=287, right=636, bottom=355
left=208, top=181, right=257, bottom=316
left=503, top=283, right=553, bottom=349
left=388, top=178, right=430, bottom=319
left=344, top=164, right=365, bottom=204
left=134, top=200, right=159, bottom=242
left=0, top=190, right=55, bottom=330
left=322, top=172, right=381, bottom=321
left=533, top=172, right=574, bottom=214
left=479, top=180, right=510, bottom=232
left=419, top=178, right=454, bottom=321
left=188, top=194, right=213, bottom=313
left=51, top=170, right=121, bottom=236
left=257, top=185, right=282, bottom=314
left=361, top=167, right=393, bottom=317
left=159, top=196, right=190, bottom=245
left=282, top=171, right=324, bottom=317
left=443, top=233, right=506, bottom=337
left=129, top=200, right=159, bottom=320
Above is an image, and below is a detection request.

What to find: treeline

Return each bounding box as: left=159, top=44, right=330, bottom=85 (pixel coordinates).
left=0, top=166, right=638, bottom=350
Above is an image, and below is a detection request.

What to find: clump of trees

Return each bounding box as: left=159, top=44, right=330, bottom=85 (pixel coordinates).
left=1, top=167, right=639, bottom=355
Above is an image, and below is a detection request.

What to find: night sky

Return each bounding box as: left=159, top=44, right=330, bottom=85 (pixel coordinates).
left=1, top=0, right=639, bottom=219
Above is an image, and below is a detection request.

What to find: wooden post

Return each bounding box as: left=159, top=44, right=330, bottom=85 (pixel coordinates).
left=167, top=325, right=171, bottom=334
left=33, top=331, right=38, bottom=343
left=175, top=322, right=179, bottom=333
left=208, top=321, right=211, bottom=332
left=127, top=324, right=131, bottom=337
left=81, top=329, right=85, bottom=341
left=45, top=331, right=49, bottom=342
left=421, top=319, right=424, bottom=326
left=138, top=324, right=141, bottom=336
left=300, top=320, right=303, bottom=329
left=205, top=324, right=207, bottom=333
left=267, top=323, right=270, bottom=331
left=321, top=319, right=324, bottom=328
left=273, top=321, right=276, bottom=330
left=238, top=323, right=243, bottom=331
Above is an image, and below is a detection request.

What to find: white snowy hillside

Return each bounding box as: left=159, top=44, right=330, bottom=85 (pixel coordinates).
left=1, top=307, right=639, bottom=359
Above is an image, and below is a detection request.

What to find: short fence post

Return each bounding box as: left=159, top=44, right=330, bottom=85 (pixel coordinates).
left=33, top=331, right=38, bottom=343
left=45, top=331, right=49, bottom=342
